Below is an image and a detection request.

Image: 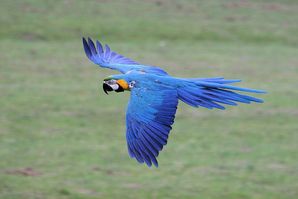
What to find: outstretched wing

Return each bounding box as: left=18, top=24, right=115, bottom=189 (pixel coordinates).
left=83, top=37, right=140, bottom=73
left=126, top=84, right=178, bottom=167
left=82, top=37, right=168, bottom=75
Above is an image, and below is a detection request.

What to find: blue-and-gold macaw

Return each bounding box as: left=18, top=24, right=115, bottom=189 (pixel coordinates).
left=82, top=37, right=265, bottom=167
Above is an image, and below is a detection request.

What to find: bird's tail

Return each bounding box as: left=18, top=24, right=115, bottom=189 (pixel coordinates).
left=176, top=77, right=266, bottom=110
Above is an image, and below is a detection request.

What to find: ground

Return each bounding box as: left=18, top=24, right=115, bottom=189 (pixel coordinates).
left=0, top=1, right=297, bottom=198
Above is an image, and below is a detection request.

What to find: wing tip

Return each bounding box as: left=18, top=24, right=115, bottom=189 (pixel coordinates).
left=87, top=37, right=94, bottom=47
left=82, top=37, right=92, bottom=59
left=141, top=158, right=159, bottom=168
left=96, top=40, right=103, bottom=54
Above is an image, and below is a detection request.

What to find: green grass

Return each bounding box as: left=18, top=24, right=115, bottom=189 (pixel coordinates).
left=1, top=1, right=298, bottom=198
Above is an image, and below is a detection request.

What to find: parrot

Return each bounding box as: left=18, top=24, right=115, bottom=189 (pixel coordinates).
left=82, top=37, right=265, bottom=167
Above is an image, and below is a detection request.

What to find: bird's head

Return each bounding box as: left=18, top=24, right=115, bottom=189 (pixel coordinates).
left=102, top=76, right=135, bottom=95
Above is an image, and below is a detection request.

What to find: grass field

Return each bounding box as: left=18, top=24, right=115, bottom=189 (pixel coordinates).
left=1, top=1, right=298, bottom=198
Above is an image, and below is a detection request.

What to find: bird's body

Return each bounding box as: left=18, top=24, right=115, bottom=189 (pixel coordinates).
left=83, top=38, right=265, bottom=167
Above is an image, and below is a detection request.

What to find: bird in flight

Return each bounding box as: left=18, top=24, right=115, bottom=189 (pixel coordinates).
left=82, top=37, right=265, bottom=167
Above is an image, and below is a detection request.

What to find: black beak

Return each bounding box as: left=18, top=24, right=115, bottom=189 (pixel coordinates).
left=103, top=82, right=113, bottom=95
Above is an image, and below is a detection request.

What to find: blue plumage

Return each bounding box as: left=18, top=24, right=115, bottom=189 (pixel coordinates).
left=82, top=38, right=266, bottom=167
left=82, top=38, right=168, bottom=75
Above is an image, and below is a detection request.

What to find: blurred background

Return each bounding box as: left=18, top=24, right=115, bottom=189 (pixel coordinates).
left=1, top=0, right=297, bottom=198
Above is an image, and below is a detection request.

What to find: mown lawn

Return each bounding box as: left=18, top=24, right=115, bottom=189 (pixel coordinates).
left=0, top=1, right=297, bottom=198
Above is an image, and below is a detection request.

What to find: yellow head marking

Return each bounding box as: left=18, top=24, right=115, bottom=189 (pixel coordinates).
left=117, top=79, right=129, bottom=90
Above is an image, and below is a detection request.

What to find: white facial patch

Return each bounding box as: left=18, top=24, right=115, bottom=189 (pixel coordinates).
left=110, top=83, right=119, bottom=90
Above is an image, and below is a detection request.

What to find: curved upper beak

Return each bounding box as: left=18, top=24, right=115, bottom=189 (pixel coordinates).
left=103, top=82, right=114, bottom=95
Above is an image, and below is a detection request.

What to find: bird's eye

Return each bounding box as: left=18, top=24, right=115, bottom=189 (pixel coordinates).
left=129, top=81, right=136, bottom=89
